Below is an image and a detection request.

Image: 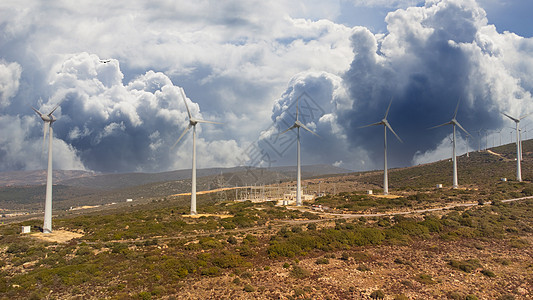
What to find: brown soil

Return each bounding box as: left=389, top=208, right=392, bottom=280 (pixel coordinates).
left=26, top=230, right=83, bottom=243
left=182, top=213, right=234, bottom=219
left=174, top=238, right=532, bottom=299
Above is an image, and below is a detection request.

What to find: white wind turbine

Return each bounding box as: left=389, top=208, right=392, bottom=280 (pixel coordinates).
left=430, top=100, right=470, bottom=189
left=502, top=112, right=530, bottom=182
left=360, top=99, right=402, bottom=195
left=172, top=88, right=221, bottom=215
left=496, top=129, right=503, bottom=146
left=280, top=97, right=319, bottom=206
left=32, top=103, right=62, bottom=233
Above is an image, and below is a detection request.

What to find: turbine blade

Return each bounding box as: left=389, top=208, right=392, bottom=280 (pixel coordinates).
left=359, top=121, right=383, bottom=129
left=428, top=121, right=451, bottom=130
left=454, top=120, right=470, bottom=136
left=519, top=112, right=533, bottom=120
left=384, top=97, right=393, bottom=119
left=179, top=87, right=192, bottom=120
left=501, top=112, right=519, bottom=123
left=300, top=123, right=320, bottom=138
left=32, top=107, right=44, bottom=117
left=195, top=119, right=223, bottom=125
left=279, top=124, right=296, bottom=135
left=295, top=96, right=299, bottom=122
left=453, top=98, right=461, bottom=119
left=171, top=124, right=192, bottom=149
left=386, top=123, right=403, bottom=143
left=48, top=101, right=63, bottom=116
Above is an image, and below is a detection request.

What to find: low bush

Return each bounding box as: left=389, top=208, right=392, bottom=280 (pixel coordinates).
left=290, top=265, right=310, bottom=279
left=448, top=259, right=481, bottom=273
left=315, top=258, right=329, bottom=265
left=370, top=290, right=385, bottom=299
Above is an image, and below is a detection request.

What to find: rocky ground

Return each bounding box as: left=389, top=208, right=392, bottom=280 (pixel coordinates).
left=174, top=238, right=532, bottom=299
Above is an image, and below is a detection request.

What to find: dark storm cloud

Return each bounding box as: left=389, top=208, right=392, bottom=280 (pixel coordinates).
left=337, top=0, right=533, bottom=167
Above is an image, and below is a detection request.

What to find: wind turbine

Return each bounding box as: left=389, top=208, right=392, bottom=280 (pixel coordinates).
left=32, top=103, right=62, bottom=233
left=279, top=97, right=319, bottom=206
left=172, top=88, right=221, bottom=215
left=465, top=135, right=470, bottom=157
left=501, top=112, right=530, bottom=182
left=496, top=129, right=503, bottom=146
left=360, top=99, right=402, bottom=195
left=430, top=100, right=470, bottom=189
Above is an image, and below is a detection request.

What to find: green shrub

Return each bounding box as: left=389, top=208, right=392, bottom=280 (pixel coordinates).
left=290, top=265, right=310, bottom=279
left=481, top=269, right=496, bottom=277
left=227, top=236, right=238, bottom=244
left=244, top=234, right=258, bottom=244
left=370, top=290, right=385, bottom=299
left=76, top=246, right=92, bottom=256
left=357, top=264, right=370, bottom=271
left=448, top=259, right=481, bottom=273
left=416, top=273, right=436, bottom=285
left=212, top=253, right=244, bottom=268
left=315, top=258, right=329, bottom=265
left=7, top=243, right=29, bottom=254
left=201, top=267, right=221, bottom=276
left=243, top=284, right=255, bottom=292
left=111, top=243, right=129, bottom=254
left=137, top=291, right=152, bottom=300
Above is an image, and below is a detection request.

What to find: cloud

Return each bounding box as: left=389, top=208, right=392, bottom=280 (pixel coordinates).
left=0, top=61, right=21, bottom=108
left=258, top=70, right=371, bottom=171
left=1, top=0, right=533, bottom=174
left=0, top=114, right=85, bottom=171
left=45, top=53, right=245, bottom=173
left=412, top=133, right=468, bottom=165
left=332, top=0, right=533, bottom=169
left=0, top=1, right=355, bottom=172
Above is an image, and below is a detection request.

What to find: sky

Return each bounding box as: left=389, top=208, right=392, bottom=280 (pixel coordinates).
left=0, top=0, right=532, bottom=174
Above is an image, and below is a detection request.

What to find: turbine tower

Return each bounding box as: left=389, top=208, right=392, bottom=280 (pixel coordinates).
left=360, top=99, right=402, bottom=195
left=502, top=112, right=530, bottom=182
left=280, top=97, right=319, bottom=206
left=430, top=100, right=470, bottom=189
left=32, top=103, right=61, bottom=233
left=172, top=88, right=221, bottom=215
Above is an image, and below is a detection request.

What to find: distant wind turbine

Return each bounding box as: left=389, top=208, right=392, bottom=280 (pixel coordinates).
left=501, top=112, right=531, bottom=182
left=280, top=97, right=320, bottom=206
left=465, top=135, right=470, bottom=157
left=172, top=88, right=221, bottom=215
left=32, top=103, right=62, bottom=233
left=360, top=99, right=402, bottom=195
left=496, top=129, right=503, bottom=146
left=430, top=100, right=470, bottom=189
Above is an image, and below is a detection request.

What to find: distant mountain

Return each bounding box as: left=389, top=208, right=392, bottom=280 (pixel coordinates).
left=0, top=170, right=96, bottom=187
left=0, top=164, right=352, bottom=190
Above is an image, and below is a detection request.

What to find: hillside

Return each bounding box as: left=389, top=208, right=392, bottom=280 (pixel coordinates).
left=0, top=170, right=96, bottom=187
left=0, top=164, right=350, bottom=212
left=0, top=143, right=531, bottom=299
